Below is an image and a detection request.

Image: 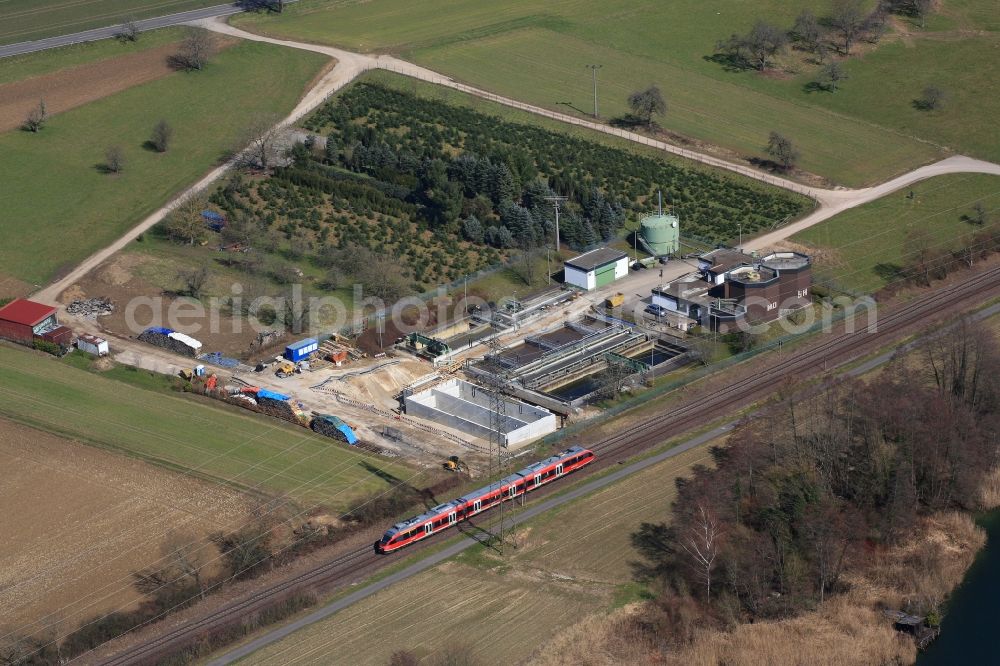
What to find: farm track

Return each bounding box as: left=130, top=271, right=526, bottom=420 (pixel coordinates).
left=97, top=265, right=1000, bottom=666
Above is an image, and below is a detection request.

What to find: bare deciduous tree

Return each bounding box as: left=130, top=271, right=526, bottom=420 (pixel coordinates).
left=743, top=20, right=788, bottom=70
left=791, top=9, right=822, bottom=52
left=680, top=503, right=722, bottom=599
left=914, top=0, right=934, bottom=28
left=864, top=2, right=891, bottom=43
left=23, top=98, right=47, bottom=132
left=134, top=532, right=208, bottom=606
left=627, top=85, right=667, bottom=127
left=830, top=0, right=867, bottom=54
left=969, top=201, right=989, bottom=226
left=104, top=145, right=125, bottom=174
left=238, top=113, right=284, bottom=171
left=766, top=131, right=800, bottom=171
left=117, top=18, right=139, bottom=42
left=916, top=84, right=946, bottom=111
left=180, top=263, right=211, bottom=299
left=174, top=27, right=215, bottom=71
left=149, top=119, right=173, bottom=153
left=818, top=61, right=849, bottom=91
left=162, top=194, right=209, bottom=245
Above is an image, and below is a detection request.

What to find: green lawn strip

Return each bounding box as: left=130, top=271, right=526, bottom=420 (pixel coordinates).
left=0, top=40, right=329, bottom=285
left=0, top=0, right=220, bottom=45
left=0, top=26, right=185, bottom=85
left=0, top=344, right=415, bottom=509
left=793, top=173, right=1000, bottom=293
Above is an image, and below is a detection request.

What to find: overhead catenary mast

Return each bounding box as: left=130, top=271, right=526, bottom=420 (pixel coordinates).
left=484, top=307, right=517, bottom=554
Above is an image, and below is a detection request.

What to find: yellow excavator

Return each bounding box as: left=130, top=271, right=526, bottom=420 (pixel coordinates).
left=443, top=456, right=468, bottom=473
left=274, top=361, right=297, bottom=378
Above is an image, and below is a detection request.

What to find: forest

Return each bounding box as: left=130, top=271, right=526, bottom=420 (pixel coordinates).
left=202, top=82, right=807, bottom=293
left=629, top=318, right=1000, bottom=648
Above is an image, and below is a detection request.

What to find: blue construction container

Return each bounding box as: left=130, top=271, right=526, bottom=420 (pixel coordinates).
left=285, top=338, right=318, bottom=362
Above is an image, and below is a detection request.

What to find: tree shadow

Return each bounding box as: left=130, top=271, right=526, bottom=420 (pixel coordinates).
left=609, top=114, right=650, bottom=130
left=235, top=0, right=283, bottom=12
left=802, top=81, right=832, bottom=94
left=873, top=263, right=903, bottom=283
left=747, top=156, right=791, bottom=174
left=93, top=162, right=119, bottom=175
left=360, top=460, right=409, bottom=488
left=166, top=54, right=201, bottom=72
left=142, top=140, right=160, bottom=153
left=911, top=98, right=937, bottom=111
left=703, top=52, right=752, bottom=73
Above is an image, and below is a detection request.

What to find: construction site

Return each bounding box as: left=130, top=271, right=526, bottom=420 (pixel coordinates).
left=17, top=202, right=810, bottom=477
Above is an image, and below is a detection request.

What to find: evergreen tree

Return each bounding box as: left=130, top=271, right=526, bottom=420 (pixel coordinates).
left=462, top=215, right=484, bottom=243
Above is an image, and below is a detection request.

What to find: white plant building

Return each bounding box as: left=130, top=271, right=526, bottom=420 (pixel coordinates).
left=563, top=247, right=629, bottom=291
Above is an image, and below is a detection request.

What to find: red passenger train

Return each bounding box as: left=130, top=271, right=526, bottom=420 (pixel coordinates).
left=377, top=446, right=596, bottom=553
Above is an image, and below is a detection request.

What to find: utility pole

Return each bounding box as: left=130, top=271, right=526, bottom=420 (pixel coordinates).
left=586, top=64, right=602, bottom=118
left=544, top=195, right=567, bottom=253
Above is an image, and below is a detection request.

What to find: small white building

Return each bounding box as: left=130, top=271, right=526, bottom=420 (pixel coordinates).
left=77, top=334, right=109, bottom=356
left=563, top=247, right=629, bottom=291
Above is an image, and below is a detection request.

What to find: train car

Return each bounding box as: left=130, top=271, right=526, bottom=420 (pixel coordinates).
left=377, top=446, right=595, bottom=553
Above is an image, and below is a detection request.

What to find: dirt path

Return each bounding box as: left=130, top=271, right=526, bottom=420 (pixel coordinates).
left=31, top=18, right=1000, bottom=306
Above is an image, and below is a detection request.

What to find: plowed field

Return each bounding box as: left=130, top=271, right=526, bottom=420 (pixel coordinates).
left=0, top=418, right=251, bottom=633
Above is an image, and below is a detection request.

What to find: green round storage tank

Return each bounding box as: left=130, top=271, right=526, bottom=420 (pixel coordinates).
left=640, top=214, right=679, bottom=256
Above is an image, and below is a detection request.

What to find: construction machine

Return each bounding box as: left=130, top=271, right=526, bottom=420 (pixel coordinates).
left=443, top=456, right=468, bottom=473
left=275, top=361, right=297, bottom=378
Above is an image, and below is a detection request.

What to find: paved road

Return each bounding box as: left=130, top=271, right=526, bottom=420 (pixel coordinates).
left=208, top=297, right=1000, bottom=665
left=0, top=3, right=249, bottom=58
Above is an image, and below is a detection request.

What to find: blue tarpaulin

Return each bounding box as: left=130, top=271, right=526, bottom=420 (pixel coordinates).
left=312, top=414, right=358, bottom=445
left=201, top=210, right=225, bottom=231
left=256, top=389, right=291, bottom=402
left=144, top=327, right=174, bottom=335
left=336, top=423, right=358, bottom=445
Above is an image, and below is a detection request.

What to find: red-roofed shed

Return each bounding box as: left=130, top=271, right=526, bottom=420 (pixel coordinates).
left=0, top=298, right=59, bottom=344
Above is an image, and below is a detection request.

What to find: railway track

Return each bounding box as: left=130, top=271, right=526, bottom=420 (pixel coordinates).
left=97, top=266, right=1000, bottom=666
left=588, top=264, right=1000, bottom=460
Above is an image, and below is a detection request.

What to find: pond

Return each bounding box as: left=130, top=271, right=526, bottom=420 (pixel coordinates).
left=918, top=509, right=1000, bottom=664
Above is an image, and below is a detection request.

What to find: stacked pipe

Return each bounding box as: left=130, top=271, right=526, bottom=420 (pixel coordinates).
left=311, top=415, right=348, bottom=442
left=137, top=327, right=202, bottom=357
